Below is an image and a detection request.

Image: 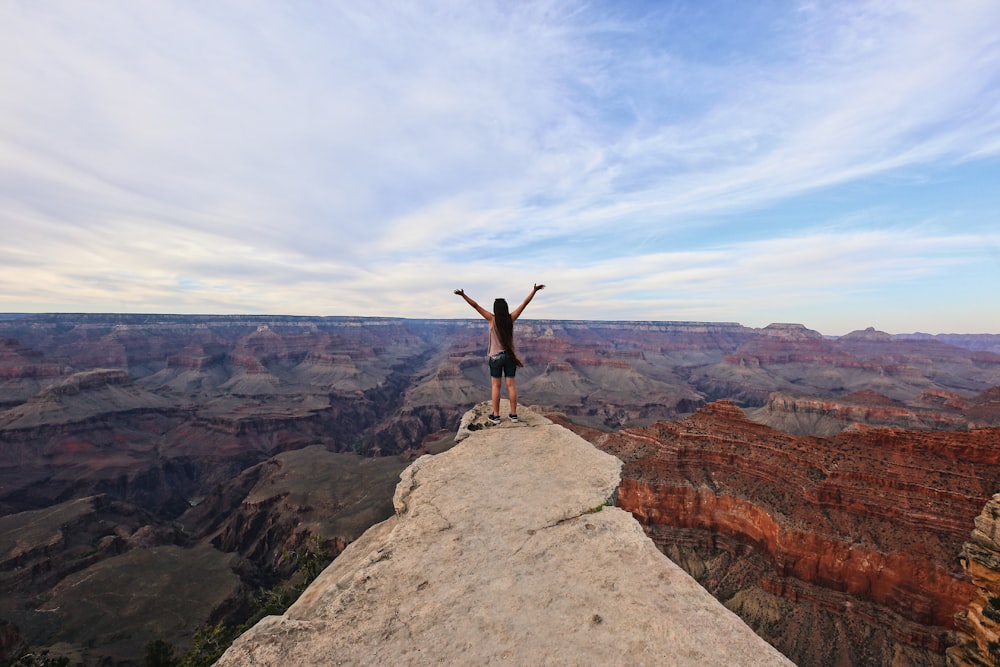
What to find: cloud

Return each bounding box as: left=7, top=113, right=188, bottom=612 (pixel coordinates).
left=1, top=1, right=999, bottom=332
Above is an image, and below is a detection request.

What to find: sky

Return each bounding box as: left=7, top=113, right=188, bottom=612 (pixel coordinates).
left=1, top=1, right=999, bottom=335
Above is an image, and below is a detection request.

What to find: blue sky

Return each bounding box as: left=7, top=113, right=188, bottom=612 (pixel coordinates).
left=1, top=1, right=998, bottom=334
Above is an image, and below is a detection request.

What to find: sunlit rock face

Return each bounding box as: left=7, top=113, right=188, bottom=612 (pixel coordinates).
left=949, top=494, right=1000, bottom=667
left=559, top=402, right=1000, bottom=667
left=217, top=403, right=793, bottom=667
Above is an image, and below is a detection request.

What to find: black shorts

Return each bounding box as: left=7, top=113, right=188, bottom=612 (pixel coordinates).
left=489, top=351, right=517, bottom=378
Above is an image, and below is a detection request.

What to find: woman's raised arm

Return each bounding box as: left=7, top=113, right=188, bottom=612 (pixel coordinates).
left=511, top=284, right=545, bottom=321
left=454, top=289, right=493, bottom=321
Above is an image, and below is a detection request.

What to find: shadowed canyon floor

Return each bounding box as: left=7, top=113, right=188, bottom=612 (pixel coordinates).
left=217, top=403, right=793, bottom=667
left=1, top=314, right=999, bottom=663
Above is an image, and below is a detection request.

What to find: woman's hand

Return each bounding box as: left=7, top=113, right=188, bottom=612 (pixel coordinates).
left=533, top=284, right=545, bottom=292
left=454, top=288, right=465, bottom=296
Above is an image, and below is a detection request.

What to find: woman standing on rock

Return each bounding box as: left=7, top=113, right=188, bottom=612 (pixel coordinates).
left=454, top=284, right=545, bottom=425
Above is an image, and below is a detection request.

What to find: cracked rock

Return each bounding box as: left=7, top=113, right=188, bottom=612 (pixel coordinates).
left=217, top=403, right=793, bottom=666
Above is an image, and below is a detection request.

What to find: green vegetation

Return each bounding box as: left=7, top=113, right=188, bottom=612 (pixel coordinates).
left=176, top=621, right=238, bottom=667
left=9, top=651, right=70, bottom=667
left=143, top=639, right=178, bottom=667
left=585, top=499, right=615, bottom=514
left=143, top=537, right=333, bottom=667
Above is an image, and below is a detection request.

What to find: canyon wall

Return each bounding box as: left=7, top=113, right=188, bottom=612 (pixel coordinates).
left=560, top=402, right=1000, bottom=666
left=949, top=493, right=1000, bottom=666
left=749, top=386, right=1000, bottom=437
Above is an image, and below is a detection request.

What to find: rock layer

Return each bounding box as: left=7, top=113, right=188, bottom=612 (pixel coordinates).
left=949, top=494, right=1000, bottom=666
left=217, top=403, right=793, bottom=666
left=750, top=387, right=1000, bottom=436
left=558, top=402, right=1000, bottom=666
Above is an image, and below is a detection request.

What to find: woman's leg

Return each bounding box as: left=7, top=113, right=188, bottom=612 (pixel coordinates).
left=491, top=377, right=502, bottom=416
left=506, top=377, right=517, bottom=415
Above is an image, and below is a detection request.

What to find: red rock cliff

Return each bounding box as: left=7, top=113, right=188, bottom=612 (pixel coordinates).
left=564, top=402, right=1000, bottom=666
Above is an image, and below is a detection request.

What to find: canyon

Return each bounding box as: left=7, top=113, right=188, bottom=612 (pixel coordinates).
left=0, top=313, right=999, bottom=664
left=556, top=403, right=1000, bottom=666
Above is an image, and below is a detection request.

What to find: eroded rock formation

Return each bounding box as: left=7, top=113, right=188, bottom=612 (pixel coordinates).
left=749, top=386, right=1000, bottom=436
left=560, top=402, right=1000, bottom=666
left=949, top=494, right=1000, bottom=666
left=217, top=404, right=793, bottom=666
left=694, top=325, right=1000, bottom=409
left=180, top=445, right=410, bottom=582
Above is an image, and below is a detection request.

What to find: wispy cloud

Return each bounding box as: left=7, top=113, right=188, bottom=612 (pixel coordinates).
left=1, top=1, right=998, bottom=332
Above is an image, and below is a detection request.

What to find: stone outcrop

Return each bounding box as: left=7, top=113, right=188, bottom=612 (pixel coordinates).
left=760, top=323, right=825, bottom=340
left=216, top=403, right=793, bottom=666
left=748, top=389, right=982, bottom=436
left=840, top=326, right=894, bottom=342
left=0, top=337, right=70, bottom=408
left=561, top=402, right=1000, bottom=666
left=949, top=494, right=1000, bottom=666
left=0, top=369, right=174, bottom=431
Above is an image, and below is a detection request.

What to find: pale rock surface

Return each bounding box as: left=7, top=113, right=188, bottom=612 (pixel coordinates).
left=216, top=402, right=794, bottom=666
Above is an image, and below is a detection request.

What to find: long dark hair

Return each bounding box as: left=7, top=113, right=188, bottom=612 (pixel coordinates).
left=493, top=298, right=523, bottom=367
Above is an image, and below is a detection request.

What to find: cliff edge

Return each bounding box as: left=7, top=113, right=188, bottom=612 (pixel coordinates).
left=216, top=403, right=793, bottom=666
left=949, top=493, right=1000, bottom=667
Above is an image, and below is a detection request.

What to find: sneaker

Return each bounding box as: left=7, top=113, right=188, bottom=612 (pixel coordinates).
left=487, top=414, right=501, bottom=425
left=509, top=414, right=518, bottom=423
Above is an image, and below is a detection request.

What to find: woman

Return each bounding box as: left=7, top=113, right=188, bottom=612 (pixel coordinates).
left=455, top=284, right=545, bottom=424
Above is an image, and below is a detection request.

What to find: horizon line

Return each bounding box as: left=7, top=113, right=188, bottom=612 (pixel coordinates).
left=2, top=312, right=996, bottom=337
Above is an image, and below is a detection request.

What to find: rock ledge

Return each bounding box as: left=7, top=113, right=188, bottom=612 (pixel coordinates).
left=216, top=403, right=792, bottom=666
